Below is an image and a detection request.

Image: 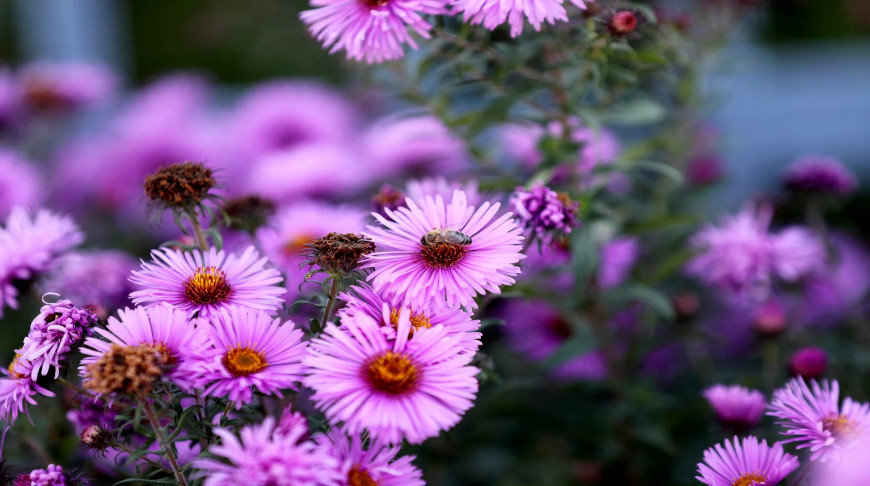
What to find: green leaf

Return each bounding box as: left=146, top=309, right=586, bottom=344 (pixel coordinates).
left=599, top=99, right=667, bottom=126
left=605, top=284, right=675, bottom=320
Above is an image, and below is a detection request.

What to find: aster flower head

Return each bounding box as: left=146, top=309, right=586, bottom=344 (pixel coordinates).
left=338, top=282, right=482, bottom=354
left=19, top=298, right=99, bottom=379
left=300, top=0, right=447, bottom=63
left=305, top=310, right=479, bottom=444
left=361, top=115, right=469, bottom=178
left=19, top=61, right=116, bottom=112
left=195, top=306, right=307, bottom=406
left=510, top=182, right=580, bottom=242
left=303, top=232, right=376, bottom=277
left=319, top=429, right=424, bottom=486
left=703, top=384, right=766, bottom=432
left=811, top=432, right=870, bottom=486
left=79, top=304, right=209, bottom=390
left=41, top=250, right=137, bottom=315
left=696, top=436, right=799, bottom=486
left=372, top=184, right=406, bottom=217
left=768, top=377, right=870, bottom=462
left=194, top=416, right=341, bottom=486
left=598, top=237, right=639, bottom=289
left=81, top=343, right=164, bottom=397
left=686, top=205, right=824, bottom=301
left=223, top=195, right=276, bottom=234
left=453, top=0, right=591, bottom=37
left=784, top=154, right=858, bottom=196
left=0, top=148, right=40, bottom=218
left=130, top=245, right=286, bottom=318
left=365, top=190, right=525, bottom=310
left=1, top=355, right=55, bottom=423
left=605, top=9, right=642, bottom=37
left=143, top=161, right=217, bottom=212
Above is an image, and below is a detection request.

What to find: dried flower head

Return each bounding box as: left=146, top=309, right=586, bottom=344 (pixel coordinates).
left=80, top=424, right=112, bottom=457
left=223, top=195, right=276, bottom=234
left=303, top=233, right=375, bottom=277
left=83, top=343, right=163, bottom=397
left=143, top=162, right=216, bottom=210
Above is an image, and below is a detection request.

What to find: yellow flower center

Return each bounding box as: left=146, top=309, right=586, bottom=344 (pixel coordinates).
left=733, top=473, right=767, bottom=486
left=7, top=354, right=24, bottom=379
left=140, top=341, right=178, bottom=366
left=389, top=308, right=432, bottom=335
left=822, top=414, right=855, bottom=438
left=184, top=266, right=231, bottom=305
left=366, top=352, right=418, bottom=395
left=348, top=466, right=378, bottom=486
left=223, top=346, right=268, bottom=377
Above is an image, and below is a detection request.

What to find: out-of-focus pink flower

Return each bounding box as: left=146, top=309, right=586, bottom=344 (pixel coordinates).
left=0, top=148, right=41, bottom=218
left=598, top=237, right=639, bottom=289
left=686, top=155, right=724, bottom=186
left=788, top=347, right=827, bottom=380
left=19, top=62, right=117, bottom=112
left=300, top=0, right=447, bottom=63
left=784, top=154, right=858, bottom=196
left=801, top=235, right=870, bottom=326
left=452, top=0, right=592, bottom=37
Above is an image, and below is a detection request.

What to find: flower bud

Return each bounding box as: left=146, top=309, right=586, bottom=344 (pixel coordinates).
left=789, top=347, right=827, bottom=379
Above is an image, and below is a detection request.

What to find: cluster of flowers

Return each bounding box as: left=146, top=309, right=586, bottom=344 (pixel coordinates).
left=0, top=152, right=546, bottom=484
left=699, top=378, right=870, bottom=485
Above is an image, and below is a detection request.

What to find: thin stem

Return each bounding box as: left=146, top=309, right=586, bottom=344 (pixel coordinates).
left=194, top=389, right=210, bottom=450
left=140, top=398, right=189, bottom=486
left=321, top=277, right=341, bottom=327
left=111, top=442, right=173, bottom=473
left=186, top=209, right=209, bottom=252
left=58, top=377, right=95, bottom=398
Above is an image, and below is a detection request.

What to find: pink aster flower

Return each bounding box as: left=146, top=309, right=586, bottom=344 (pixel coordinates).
left=129, top=245, right=286, bottom=318
left=768, top=377, right=870, bottom=462
left=499, top=123, right=544, bottom=170
left=0, top=148, right=41, bottom=218
left=453, top=0, right=591, bottom=37
left=194, top=306, right=308, bottom=406
left=406, top=177, right=482, bottom=208
left=686, top=205, right=824, bottom=301
left=0, top=355, right=54, bottom=423
left=194, top=416, right=341, bottom=486
left=256, top=202, right=367, bottom=296
left=300, top=0, right=447, bottom=63
left=784, top=154, right=858, bottom=196
left=23, top=464, right=74, bottom=486
left=338, top=282, right=481, bottom=354
left=305, top=309, right=479, bottom=444
left=19, top=62, right=116, bottom=112
left=229, top=80, right=357, bottom=161
left=696, top=436, right=799, bottom=486
left=79, top=304, right=209, bottom=390
left=41, top=250, right=137, bottom=315
left=319, top=429, right=424, bottom=486
left=365, top=191, right=524, bottom=310
left=19, top=299, right=99, bottom=379
left=598, top=237, right=639, bottom=289
left=510, top=181, right=580, bottom=242
left=498, top=298, right=606, bottom=381
left=811, top=432, right=870, bottom=486
left=703, top=384, right=766, bottom=432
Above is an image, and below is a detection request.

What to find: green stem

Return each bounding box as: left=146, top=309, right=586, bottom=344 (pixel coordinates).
left=186, top=209, right=209, bottom=252
left=321, top=278, right=341, bottom=327
left=140, top=399, right=189, bottom=486
left=112, top=442, right=173, bottom=473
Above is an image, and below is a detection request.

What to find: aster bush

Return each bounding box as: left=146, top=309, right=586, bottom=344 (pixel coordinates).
left=0, top=1, right=868, bottom=485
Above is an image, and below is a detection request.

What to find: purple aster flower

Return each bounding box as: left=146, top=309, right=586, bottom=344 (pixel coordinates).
left=78, top=304, right=209, bottom=391
left=510, top=182, right=580, bottom=242
left=194, top=306, right=307, bottom=406
left=784, top=154, right=858, bottom=196
left=319, top=429, right=424, bottom=486
left=0, top=355, right=54, bottom=423
left=129, top=246, right=286, bottom=318
left=19, top=62, right=116, bottom=112
left=365, top=191, right=524, bottom=310
left=452, top=0, right=592, bottom=37
left=305, top=309, right=479, bottom=444
left=338, top=282, right=481, bottom=354
left=811, top=433, right=870, bottom=486
left=768, top=377, right=870, bottom=462
left=686, top=155, right=724, bottom=186
left=703, top=384, right=766, bottom=432
left=406, top=177, right=482, bottom=208
left=696, top=436, right=799, bottom=486
left=65, top=393, right=117, bottom=434
left=194, top=416, right=341, bottom=486
left=499, top=123, right=544, bottom=170
left=753, top=299, right=787, bottom=336
left=19, top=299, right=99, bottom=379
left=229, top=80, right=357, bottom=161
left=572, top=124, right=621, bottom=175
left=360, top=115, right=469, bottom=179
left=0, top=149, right=41, bottom=218
left=256, top=202, right=366, bottom=297
left=244, top=141, right=370, bottom=203
left=300, top=0, right=447, bottom=63
left=0, top=207, right=83, bottom=318
left=24, top=464, right=71, bottom=486
left=789, top=347, right=827, bottom=380
left=687, top=205, right=824, bottom=301
left=801, top=235, right=870, bottom=326
left=598, top=237, right=639, bottom=289
left=41, top=250, right=137, bottom=315
left=498, top=298, right=607, bottom=381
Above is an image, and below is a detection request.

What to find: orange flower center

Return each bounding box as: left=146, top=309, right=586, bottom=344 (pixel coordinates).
left=223, top=346, right=268, bottom=377
left=184, top=266, right=231, bottom=305
left=419, top=242, right=466, bottom=268
left=348, top=466, right=378, bottom=486
left=389, top=308, right=432, bottom=335
left=7, top=354, right=25, bottom=379
left=822, top=414, right=855, bottom=438
left=140, top=341, right=178, bottom=366
left=366, top=352, right=418, bottom=395
left=733, top=473, right=767, bottom=486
